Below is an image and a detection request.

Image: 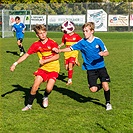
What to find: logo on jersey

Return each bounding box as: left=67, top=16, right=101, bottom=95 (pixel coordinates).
left=95, top=45, right=99, bottom=48
left=73, top=38, right=76, bottom=40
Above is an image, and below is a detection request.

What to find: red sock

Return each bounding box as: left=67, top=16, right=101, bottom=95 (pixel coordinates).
left=68, top=70, right=73, bottom=79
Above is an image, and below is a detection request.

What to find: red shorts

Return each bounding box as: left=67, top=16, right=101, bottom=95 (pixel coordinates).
left=65, top=57, right=76, bottom=65
left=34, top=69, right=59, bottom=82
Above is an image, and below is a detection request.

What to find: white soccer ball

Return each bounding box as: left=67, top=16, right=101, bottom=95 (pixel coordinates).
left=61, top=20, right=75, bottom=34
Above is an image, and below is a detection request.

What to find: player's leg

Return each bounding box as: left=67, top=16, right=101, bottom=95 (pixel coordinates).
left=17, top=38, right=25, bottom=56
left=22, top=75, right=43, bottom=111
left=87, top=70, right=99, bottom=92
left=99, top=67, right=112, bottom=110
left=42, top=72, right=58, bottom=108
left=42, top=79, right=55, bottom=108
left=66, top=57, right=75, bottom=85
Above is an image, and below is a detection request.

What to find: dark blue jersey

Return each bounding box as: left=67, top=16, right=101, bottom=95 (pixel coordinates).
left=12, top=22, right=26, bottom=39
left=70, top=37, right=108, bottom=70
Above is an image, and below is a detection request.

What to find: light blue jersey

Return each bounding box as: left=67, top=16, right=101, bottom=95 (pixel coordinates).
left=12, top=23, right=26, bottom=39
left=70, top=37, right=108, bottom=70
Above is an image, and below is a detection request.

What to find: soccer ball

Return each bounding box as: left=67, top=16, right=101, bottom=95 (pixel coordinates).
left=61, top=20, right=75, bottom=34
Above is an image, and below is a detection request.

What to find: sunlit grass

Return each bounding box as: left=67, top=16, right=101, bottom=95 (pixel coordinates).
left=0, top=32, right=132, bottom=133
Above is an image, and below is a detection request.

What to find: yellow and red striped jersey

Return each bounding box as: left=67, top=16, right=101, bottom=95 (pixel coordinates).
left=27, top=38, right=60, bottom=73
left=62, top=33, right=82, bottom=59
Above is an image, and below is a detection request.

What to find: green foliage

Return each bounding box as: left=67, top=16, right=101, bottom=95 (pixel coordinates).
left=0, top=32, right=132, bottom=132
left=1, top=2, right=132, bottom=15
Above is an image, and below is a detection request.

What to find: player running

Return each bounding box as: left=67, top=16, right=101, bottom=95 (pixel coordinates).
left=10, top=24, right=60, bottom=111
left=54, top=22, right=112, bottom=111
left=59, top=21, right=82, bottom=85
left=12, top=16, right=26, bottom=56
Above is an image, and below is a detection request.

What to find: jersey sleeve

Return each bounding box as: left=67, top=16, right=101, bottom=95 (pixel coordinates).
left=27, top=42, right=39, bottom=55
left=97, top=38, right=108, bottom=51
left=70, top=40, right=82, bottom=51
left=50, top=40, right=58, bottom=49
left=22, top=23, right=26, bottom=30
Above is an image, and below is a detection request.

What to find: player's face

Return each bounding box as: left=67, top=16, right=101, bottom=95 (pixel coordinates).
left=15, top=19, right=20, bottom=24
left=83, top=26, right=94, bottom=39
left=37, top=30, right=47, bottom=40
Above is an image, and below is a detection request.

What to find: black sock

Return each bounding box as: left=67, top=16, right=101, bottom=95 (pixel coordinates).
left=104, top=90, right=110, bottom=104
left=44, top=90, right=51, bottom=97
left=27, top=94, right=36, bottom=105
left=18, top=45, right=25, bottom=53
left=96, top=83, right=102, bottom=92
left=21, top=46, right=25, bottom=53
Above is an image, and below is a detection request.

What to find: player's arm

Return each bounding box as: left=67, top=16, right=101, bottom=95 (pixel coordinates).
left=58, top=42, right=65, bottom=48
left=10, top=53, right=30, bottom=72
left=98, top=39, right=109, bottom=57
left=39, top=53, right=59, bottom=65
left=99, top=50, right=109, bottom=56
left=22, top=24, right=26, bottom=33
left=59, top=47, right=72, bottom=52
left=52, top=47, right=72, bottom=53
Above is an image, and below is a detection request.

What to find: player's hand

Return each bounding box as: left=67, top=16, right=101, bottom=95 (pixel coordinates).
left=58, top=45, right=61, bottom=48
left=99, top=51, right=104, bottom=56
left=10, top=64, right=16, bottom=72
left=52, top=47, right=59, bottom=53
left=39, top=59, right=45, bottom=65
left=99, top=51, right=109, bottom=56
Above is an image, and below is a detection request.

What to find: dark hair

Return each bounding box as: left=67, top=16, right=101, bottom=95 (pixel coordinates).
left=15, top=16, right=20, bottom=20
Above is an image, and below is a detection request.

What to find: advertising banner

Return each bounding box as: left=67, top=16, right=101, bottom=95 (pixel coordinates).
left=9, top=15, right=46, bottom=25
left=48, top=15, right=85, bottom=25
left=30, top=15, right=46, bottom=25
left=87, top=9, right=107, bottom=31
left=9, top=15, right=30, bottom=25
left=108, top=15, right=128, bottom=26
left=130, top=14, right=133, bottom=26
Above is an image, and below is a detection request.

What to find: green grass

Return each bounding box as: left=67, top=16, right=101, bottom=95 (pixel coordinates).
left=0, top=32, right=132, bottom=133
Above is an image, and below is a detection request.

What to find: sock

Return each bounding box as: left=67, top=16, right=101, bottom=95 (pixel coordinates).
left=18, top=45, right=25, bottom=53
left=96, top=83, right=102, bottom=92
left=21, top=46, right=25, bottom=53
left=104, top=89, right=110, bottom=104
left=44, top=90, right=51, bottom=97
left=27, top=94, right=36, bottom=105
left=68, top=70, right=73, bottom=79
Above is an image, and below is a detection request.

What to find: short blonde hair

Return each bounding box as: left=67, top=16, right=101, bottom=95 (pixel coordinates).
left=33, top=24, right=47, bottom=34
left=82, top=22, right=95, bottom=31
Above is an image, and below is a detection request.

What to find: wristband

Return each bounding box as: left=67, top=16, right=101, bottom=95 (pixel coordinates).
left=13, top=62, right=18, bottom=66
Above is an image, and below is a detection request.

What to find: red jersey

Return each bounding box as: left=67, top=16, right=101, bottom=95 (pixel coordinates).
left=27, top=38, right=60, bottom=73
left=61, top=33, right=82, bottom=59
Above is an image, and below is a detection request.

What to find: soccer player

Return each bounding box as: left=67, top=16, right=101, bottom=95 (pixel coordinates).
left=55, top=22, right=112, bottom=111
left=10, top=24, right=60, bottom=111
left=59, top=21, right=82, bottom=85
left=12, top=16, right=26, bottom=56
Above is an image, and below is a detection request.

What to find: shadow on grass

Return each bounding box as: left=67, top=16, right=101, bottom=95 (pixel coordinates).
left=6, top=50, right=20, bottom=56
left=57, top=72, right=67, bottom=83
left=53, top=85, right=105, bottom=108
left=1, top=84, right=105, bottom=109
left=96, top=123, right=111, bottom=133
left=1, top=84, right=44, bottom=108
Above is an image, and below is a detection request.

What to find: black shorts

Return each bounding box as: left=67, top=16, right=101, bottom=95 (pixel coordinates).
left=17, top=38, right=23, bottom=43
left=87, top=67, right=110, bottom=88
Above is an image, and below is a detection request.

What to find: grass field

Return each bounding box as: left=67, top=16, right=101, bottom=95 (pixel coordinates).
left=0, top=32, right=132, bottom=133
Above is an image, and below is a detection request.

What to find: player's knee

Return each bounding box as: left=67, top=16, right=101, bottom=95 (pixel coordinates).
left=90, top=87, right=98, bottom=92
left=31, top=85, right=39, bottom=94
left=102, top=83, right=109, bottom=91
left=46, top=87, right=53, bottom=93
